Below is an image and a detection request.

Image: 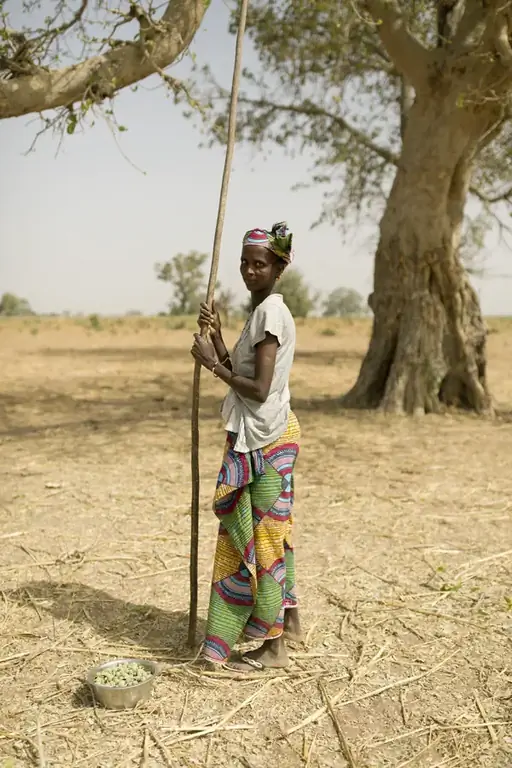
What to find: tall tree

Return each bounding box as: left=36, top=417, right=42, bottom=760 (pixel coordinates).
left=156, top=251, right=207, bottom=315
left=0, top=0, right=207, bottom=121
left=196, top=0, right=512, bottom=414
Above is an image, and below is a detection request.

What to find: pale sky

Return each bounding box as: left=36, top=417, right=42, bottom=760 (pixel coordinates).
left=0, top=2, right=510, bottom=316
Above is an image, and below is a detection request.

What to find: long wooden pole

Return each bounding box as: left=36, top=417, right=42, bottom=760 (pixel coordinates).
left=188, top=0, right=250, bottom=647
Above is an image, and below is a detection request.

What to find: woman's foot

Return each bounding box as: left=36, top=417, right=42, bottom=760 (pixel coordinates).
left=283, top=608, right=303, bottom=643
left=226, top=637, right=289, bottom=673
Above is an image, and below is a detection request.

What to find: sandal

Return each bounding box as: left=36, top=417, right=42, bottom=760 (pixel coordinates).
left=224, top=654, right=290, bottom=675
left=224, top=655, right=268, bottom=673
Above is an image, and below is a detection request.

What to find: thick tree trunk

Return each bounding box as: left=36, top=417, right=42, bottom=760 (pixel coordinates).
left=342, top=94, right=495, bottom=415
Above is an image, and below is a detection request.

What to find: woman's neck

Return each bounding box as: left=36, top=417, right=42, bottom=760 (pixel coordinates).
left=250, top=287, right=274, bottom=311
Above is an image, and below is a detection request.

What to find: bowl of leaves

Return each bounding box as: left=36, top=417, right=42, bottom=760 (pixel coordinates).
left=86, top=658, right=159, bottom=710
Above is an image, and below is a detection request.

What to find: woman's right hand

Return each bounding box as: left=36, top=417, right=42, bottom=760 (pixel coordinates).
left=198, top=300, right=221, bottom=336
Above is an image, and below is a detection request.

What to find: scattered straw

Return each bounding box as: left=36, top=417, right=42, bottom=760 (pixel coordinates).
left=148, top=728, right=174, bottom=767
left=35, top=715, right=46, bottom=768
left=2, top=322, right=512, bottom=767
left=125, top=565, right=188, bottom=581
left=395, top=736, right=443, bottom=768
left=455, top=548, right=512, bottom=578
left=0, top=531, right=27, bottom=540
left=205, top=734, right=215, bottom=768
left=139, top=728, right=149, bottom=768
left=305, top=734, right=317, bottom=768
left=319, top=680, right=358, bottom=768
left=286, top=649, right=459, bottom=736
left=472, top=690, right=498, bottom=744
left=0, top=651, right=31, bottom=665
left=164, top=680, right=275, bottom=747
left=379, top=600, right=494, bottom=632
left=368, top=721, right=512, bottom=748
left=305, top=619, right=319, bottom=646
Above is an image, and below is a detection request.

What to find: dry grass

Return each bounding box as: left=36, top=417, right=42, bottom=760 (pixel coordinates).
left=0, top=316, right=511, bottom=768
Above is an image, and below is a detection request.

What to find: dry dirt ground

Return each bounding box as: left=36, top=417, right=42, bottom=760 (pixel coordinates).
left=0, top=316, right=511, bottom=768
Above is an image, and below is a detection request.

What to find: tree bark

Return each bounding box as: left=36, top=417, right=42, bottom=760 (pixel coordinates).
left=343, top=93, right=496, bottom=415
left=0, top=0, right=206, bottom=119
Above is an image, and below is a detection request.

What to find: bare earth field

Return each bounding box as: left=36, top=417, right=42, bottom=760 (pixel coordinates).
left=0, top=316, right=511, bottom=768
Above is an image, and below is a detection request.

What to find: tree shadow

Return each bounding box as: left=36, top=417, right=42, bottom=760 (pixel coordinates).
left=291, top=394, right=354, bottom=415
left=0, top=384, right=221, bottom=439
left=294, top=349, right=363, bottom=365
left=37, top=346, right=364, bottom=366
left=37, top=346, right=193, bottom=363
left=8, top=580, right=205, bottom=658
left=0, top=388, right=362, bottom=439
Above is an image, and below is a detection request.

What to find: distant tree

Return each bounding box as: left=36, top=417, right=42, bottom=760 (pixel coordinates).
left=0, top=292, right=34, bottom=316
left=323, top=287, right=367, bottom=317
left=277, top=269, right=317, bottom=318
left=156, top=251, right=207, bottom=315
left=240, top=269, right=317, bottom=318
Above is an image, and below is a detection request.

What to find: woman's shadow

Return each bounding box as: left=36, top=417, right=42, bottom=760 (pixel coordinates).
left=8, top=581, right=206, bottom=707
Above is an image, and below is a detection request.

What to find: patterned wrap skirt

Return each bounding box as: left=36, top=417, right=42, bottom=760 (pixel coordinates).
left=202, top=411, right=300, bottom=664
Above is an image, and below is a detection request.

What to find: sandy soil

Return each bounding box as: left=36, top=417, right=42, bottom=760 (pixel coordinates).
left=0, top=316, right=511, bottom=768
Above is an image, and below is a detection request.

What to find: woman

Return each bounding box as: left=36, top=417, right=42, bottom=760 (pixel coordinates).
left=191, top=222, right=302, bottom=672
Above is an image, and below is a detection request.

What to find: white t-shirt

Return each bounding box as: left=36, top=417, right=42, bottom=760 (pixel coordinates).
left=221, top=294, right=296, bottom=452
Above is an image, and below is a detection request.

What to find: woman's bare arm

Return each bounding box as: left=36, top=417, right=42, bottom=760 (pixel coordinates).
left=214, top=333, right=277, bottom=404
left=211, top=331, right=233, bottom=371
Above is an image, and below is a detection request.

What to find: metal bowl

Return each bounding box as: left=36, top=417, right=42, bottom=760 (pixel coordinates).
left=86, top=658, right=159, bottom=710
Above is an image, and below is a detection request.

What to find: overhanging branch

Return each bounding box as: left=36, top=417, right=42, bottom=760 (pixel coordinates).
left=364, top=0, right=433, bottom=89
left=238, top=96, right=400, bottom=167
left=0, top=0, right=206, bottom=119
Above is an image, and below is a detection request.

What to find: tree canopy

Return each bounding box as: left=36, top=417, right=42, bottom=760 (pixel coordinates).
left=182, top=0, right=512, bottom=415
left=194, top=0, right=511, bottom=251
left=0, top=0, right=207, bottom=124
left=0, top=292, right=34, bottom=316
left=156, top=251, right=208, bottom=316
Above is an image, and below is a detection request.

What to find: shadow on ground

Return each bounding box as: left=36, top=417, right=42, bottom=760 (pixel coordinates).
left=0, top=380, right=221, bottom=439
left=0, top=388, right=359, bottom=440
left=37, top=346, right=193, bottom=362
left=8, top=581, right=204, bottom=654
left=34, top=345, right=364, bottom=367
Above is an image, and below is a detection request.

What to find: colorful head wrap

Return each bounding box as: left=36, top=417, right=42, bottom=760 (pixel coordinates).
left=242, top=221, right=294, bottom=265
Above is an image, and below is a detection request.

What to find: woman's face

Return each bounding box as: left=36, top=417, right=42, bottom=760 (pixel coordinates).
left=240, top=245, right=281, bottom=292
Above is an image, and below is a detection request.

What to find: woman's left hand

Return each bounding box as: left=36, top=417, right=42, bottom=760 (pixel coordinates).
left=191, top=334, right=217, bottom=371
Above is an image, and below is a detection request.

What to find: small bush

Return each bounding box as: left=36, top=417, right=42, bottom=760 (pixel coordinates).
left=89, top=314, right=102, bottom=331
